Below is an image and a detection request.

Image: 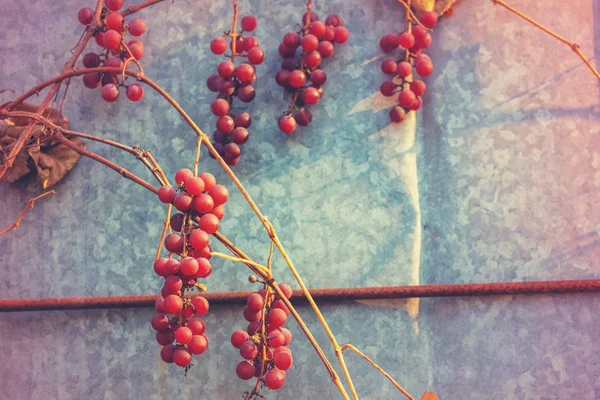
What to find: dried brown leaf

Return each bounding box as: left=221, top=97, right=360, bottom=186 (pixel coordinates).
left=2, top=149, right=32, bottom=183
left=420, top=391, right=439, bottom=400
left=433, top=0, right=459, bottom=17
left=33, top=137, right=83, bottom=189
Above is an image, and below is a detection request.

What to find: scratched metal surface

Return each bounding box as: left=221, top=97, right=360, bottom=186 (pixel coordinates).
left=0, top=0, right=599, bottom=398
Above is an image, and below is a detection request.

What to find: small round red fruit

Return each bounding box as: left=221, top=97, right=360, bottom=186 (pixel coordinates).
left=126, top=84, right=144, bottom=102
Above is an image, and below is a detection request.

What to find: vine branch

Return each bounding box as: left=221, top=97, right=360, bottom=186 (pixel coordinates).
left=491, top=0, right=600, bottom=80
left=0, top=191, right=55, bottom=237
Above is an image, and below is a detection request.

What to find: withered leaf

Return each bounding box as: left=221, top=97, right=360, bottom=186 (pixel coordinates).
left=420, top=391, right=439, bottom=400
left=33, top=137, right=83, bottom=189
left=2, top=149, right=32, bottom=183
left=412, top=0, right=460, bottom=16
left=1, top=104, right=79, bottom=188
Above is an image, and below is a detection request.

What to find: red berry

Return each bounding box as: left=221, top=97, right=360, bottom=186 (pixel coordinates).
left=103, top=30, right=121, bottom=50
left=210, top=37, right=228, bottom=55
left=126, top=84, right=144, bottom=102
left=105, top=0, right=123, bottom=11
left=173, top=348, right=192, bottom=367
left=267, top=329, right=286, bottom=348
left=412, top=25, right=427, bottom=40
left=173, top=192, right=193, bottom=212
left=410, top=97, right=422, bottom=110
left=82, top=72, right=101, bottom=89
left=268, top=308, right=287, bottom=327
left=309, top=21, right=327, bottom=37
left=279, top=115, right=297, bottom=134
left=175, top=326, right=193, bottom=345
left=334, top=26, right=349, bottom=44
left=396, top=61, right=412, bottom=77
left=385, top=34, right=400, bottom=49
left=95, top=32, right=105, bottom=47
left=206, top=74, right=221, bottom=92
left=231, top=330, right=250, bottom=349
left=165, top=275, right=182, bottom=293
left=415, top=33, right=432, bottom=49
left=82, top=52, right=100, bottom=68
left=216, top=115, right=235, bottom=134
left=243, top=36, right=259, bottom=50
left=416, top=61, right=434, bottom=76
left=211, top=204, right=225, bottom=220
left=264, top=368, right=286, bottom=390
left=236, top=361, right=255, bottom=380
left=101, top=84, right=119, bottom=102
left=156, top=330, right=175, bottom=346
left=180, top=257, right=199, bottom=277
left=225, top=143, right=241, bottom=158
left=310, top=69, right=327, bottom=86
left=184, top=176, right=205, bottom=196
left=288, top=70, right=306, bottom=88
left=399, top=32, right=415, bottom=49
left=77, top=8, right=94, bottom=25
left=199, top=214, right=219, bottom=234
left=128, top=40, right=144, bottom=60
left=243, top=306, right=261, bottom=322
left=128, top=18, right=146, bottom=36
left=190, top=229, right=210, bottom=250
left=155, top=296, right=167, bottom=313
left=106, top=12, right=124, bottom=31
left=241, top=15, right=257, bottom=32
left=246, top=293, right=264, bottom=312
left=199, top=173, right=216, bottom=191
left=295, top=108, right=312, bottom=126
left=151, top=314, right=170, bottom=331
left=247, top=47, right=265, bottom=65
left=302, top=11, right=319, bottom=25
left=278, top=283, right=293, bottom=299
left=322, top=26, right=336, bottom=42
left=154, top=258, right=169, bottom=276
left=420, top=11, right=438, bottom=28
left=187, top=334, right=209, bottom=354
left=187, top=319, right=206, bottom=335
left=194, top=194, right=214, bottom=214
left=303, top=50, right=321, bottom=69
left=317, top=41, right=334, bottom=58
left=217, top=61, right=236, bottom=79
left=236, top=63, right=255, bottom=84
left=195, top=257, right=212, bottom=278
left=302, top=87, right=320, bottom=105
left=164, top=294, right=183, bottom=314
left=410, top=80, right=426, bottom=96
left=381, top=59, right=397, bottom=75
left=240, top=341, right=259, bottom=360
left=325, top=14, right=343, bottom=26
left=283, top=32, right=301, bottom=49
left=274, top=350, right=293, bottom=370
left=160, top=344, right=176, bottom=363
left=210, top=98, right=230, bottom=117
left=174, top=168, right=193, bottom=186
left=275, top=69, right=290, bottom=86
left=164, top=233, right=184, bottom=253
left=301, top=34, right=319, bottom=52
left=234, top=113, right=252, bottom=128
left=208, top=184, right=229, bottom=205
left=398, top=89, right=416, bottom=108
left=238, top=85, right=255, bottom=103
left=380, top=81, right=397, bottom=97
left=229, top=128, right=248, bottom=146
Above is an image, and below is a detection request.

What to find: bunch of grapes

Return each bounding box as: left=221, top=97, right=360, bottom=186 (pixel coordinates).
left=275, top=11, right=349, bottom=134
left=378, top=11, right=438, bottom=123
left=231, top=280, right=294, bottom=397
left=77, top=0, right=147, bottom=102
left=206, top=15, right=264, bottom=166
left=152, top=168, right=230, bottom=370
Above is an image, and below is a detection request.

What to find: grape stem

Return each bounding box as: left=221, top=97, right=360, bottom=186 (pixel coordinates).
left=229, top=0, right=239, bottom=63
left=395, top=0, right=432, bottom=32
left=491, top=0, right=600, bottom=80
left=341, top=344, right=415, bottom=400
left=0, top=190, right=55, bottom=237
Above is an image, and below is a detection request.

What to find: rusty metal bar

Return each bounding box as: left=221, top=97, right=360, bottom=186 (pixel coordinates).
left=1, top=279, right=599, bottom=312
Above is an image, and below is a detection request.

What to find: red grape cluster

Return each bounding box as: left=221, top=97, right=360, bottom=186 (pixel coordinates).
left=231, top=281, right=294, bottom=396
left=207, top=15, right=264, bottom=166
left=152, top=169, right=230, bottom=370
left=276, top=11, right=349, bottom=134
left=78, top=0, right=147, bottom=102
left=378, top=11, right=438, bottom=123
